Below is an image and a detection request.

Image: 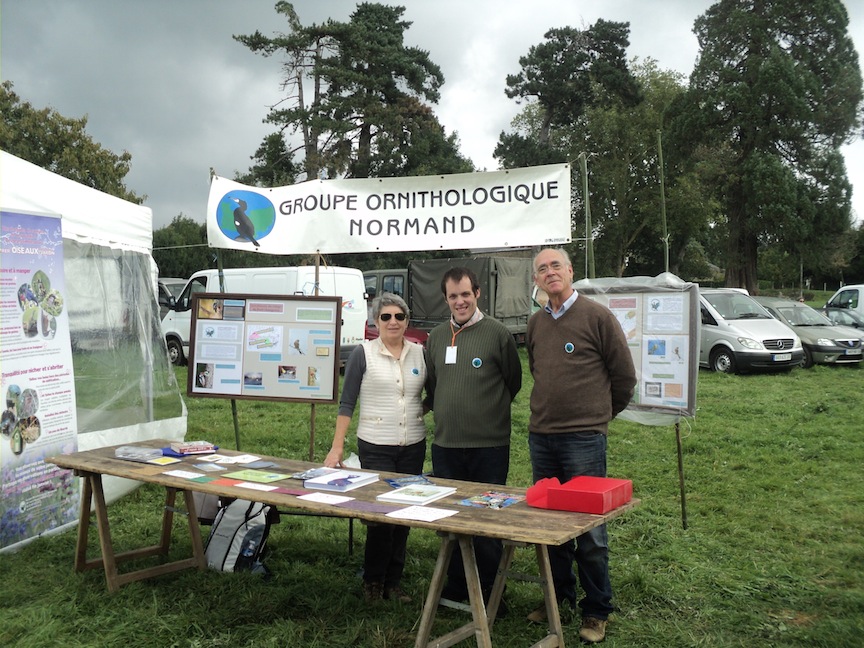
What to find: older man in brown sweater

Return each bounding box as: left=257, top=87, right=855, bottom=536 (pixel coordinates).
left=525, top=248, right=636, bottom=644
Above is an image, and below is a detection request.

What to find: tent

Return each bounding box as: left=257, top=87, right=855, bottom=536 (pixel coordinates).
left=1, top=151, right=186, bottom=550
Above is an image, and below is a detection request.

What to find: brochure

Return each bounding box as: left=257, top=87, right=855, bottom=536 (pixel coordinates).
left=222, top=469, right=291, bottom=483
left=290, top=466, right=339, bottom=480
left=376, top=484, right=457, bottom=506
left=304, top=469, right=379, bottom=492
left=383, top=474, right=432, bottom=489
left=114, top=446, right=180, bottom=465
left=459, top=491, right=525, bottom=509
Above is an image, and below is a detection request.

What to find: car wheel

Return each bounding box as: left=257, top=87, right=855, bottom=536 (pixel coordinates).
left=710, top=348, right=736, bottom=374
left=167, top=339, right=185, bottom=366
left=801, top=347, right=814, bottom=369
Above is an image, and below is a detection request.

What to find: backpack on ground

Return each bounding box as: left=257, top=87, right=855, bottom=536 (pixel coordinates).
left=204, top=498, right=279, bottom=574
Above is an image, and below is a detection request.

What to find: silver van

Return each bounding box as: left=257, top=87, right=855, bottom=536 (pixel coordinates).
left=699, top=288, right=803, bottom=373
left=824, top=284, right=864, bottom=321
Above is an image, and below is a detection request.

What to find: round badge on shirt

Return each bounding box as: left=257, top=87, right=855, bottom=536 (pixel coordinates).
left=564, top=342, right=575, bottom=354
left=472, top=357, right=483, bottom=368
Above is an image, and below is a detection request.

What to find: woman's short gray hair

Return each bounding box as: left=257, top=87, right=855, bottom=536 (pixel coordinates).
left=372, top=293, right=410, bottom=320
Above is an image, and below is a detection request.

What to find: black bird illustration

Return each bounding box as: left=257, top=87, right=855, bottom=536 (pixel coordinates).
left=232, top=198, right=260, bottom=247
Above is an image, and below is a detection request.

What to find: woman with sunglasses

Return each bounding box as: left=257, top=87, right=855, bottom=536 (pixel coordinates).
left=324, top=292, right=428, bottom=603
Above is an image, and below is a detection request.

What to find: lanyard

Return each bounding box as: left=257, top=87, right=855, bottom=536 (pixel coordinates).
left=449, top=320, right=467, bottom=347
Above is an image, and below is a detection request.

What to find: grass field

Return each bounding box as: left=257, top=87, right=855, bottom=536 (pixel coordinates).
left=1, top=354, right=862, bottom=647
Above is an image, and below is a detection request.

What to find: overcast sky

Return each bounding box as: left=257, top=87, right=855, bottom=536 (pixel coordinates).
left=2, top=0, right=863, bottom=231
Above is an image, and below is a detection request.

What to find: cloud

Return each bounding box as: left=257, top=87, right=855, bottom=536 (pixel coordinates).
left=2, top=0, right=862, bottom=229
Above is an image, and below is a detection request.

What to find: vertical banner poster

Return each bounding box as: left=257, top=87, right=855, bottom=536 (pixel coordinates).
left=0, top=210, right=79, bottom=550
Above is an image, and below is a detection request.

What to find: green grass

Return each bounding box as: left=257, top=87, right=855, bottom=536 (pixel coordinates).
left=2, top=354, right=862, bottom=647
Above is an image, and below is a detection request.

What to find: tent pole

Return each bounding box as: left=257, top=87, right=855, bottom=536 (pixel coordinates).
left=308, top=252, right=322, bottom=461
left=216, top=250, right=242, bottom=451
left=676, top=421, right=688, bottom=529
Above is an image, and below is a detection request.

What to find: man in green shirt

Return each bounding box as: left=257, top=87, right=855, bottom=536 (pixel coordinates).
left=424, top=266, right=522, bottom=607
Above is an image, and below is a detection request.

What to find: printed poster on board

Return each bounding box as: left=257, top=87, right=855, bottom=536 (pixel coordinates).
left=0, top=210, right=79, bottom=550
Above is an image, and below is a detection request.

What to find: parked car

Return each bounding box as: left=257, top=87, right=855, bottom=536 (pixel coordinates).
left=824, top=284, right=864, bottom=321
left=820, top=306, right=864, bottom=330
left=754, top=296, right=863, bottom=368
left=698, top=288, right=803, bottom=373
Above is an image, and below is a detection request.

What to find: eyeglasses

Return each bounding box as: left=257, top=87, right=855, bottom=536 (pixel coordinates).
left=379, top=312, right=406, bottom=321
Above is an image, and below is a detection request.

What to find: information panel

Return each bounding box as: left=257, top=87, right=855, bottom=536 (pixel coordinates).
left=186, top=293, right=341, bottom=404
left=578, top=280, right=699, bottom=418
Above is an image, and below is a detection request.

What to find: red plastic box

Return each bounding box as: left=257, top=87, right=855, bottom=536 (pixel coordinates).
left=526, top=476, right=632, bottom=514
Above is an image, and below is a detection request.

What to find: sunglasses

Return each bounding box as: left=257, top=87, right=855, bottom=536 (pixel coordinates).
left=379, top=312, right=407, bottom=321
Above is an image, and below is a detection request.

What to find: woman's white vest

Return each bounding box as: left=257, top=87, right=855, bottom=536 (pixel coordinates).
left=356, top=338, right=427, bottom=446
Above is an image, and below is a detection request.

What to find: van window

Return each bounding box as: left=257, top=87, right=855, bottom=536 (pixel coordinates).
left=705, top=293, right=770, bottom=320
left=177, top=276, right=207, bottom=311
left=700, top=305, right=717, bottom=326
left=381, top=274, right=405, bottom=298
left=829, top=288, right=859, bottom=310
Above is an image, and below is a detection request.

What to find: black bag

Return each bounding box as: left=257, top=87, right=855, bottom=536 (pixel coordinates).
left=204, top=499, right=278, bottom=574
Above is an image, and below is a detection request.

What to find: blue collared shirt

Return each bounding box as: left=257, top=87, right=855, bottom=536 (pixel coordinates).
left=544, top=290, right=579, bottom=320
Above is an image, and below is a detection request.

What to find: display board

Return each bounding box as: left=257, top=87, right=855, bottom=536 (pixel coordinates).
left=577, top=278, right=699, bottom=419
left=186, top=293, right=342, bottom=404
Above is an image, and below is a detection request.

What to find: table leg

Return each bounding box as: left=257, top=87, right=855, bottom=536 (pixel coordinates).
left=459, top=534, right=493, bottom=648
left=535, top=543, right=564, bottom=647
left=90, top=473, right=122, bottom=592
left=71, top=474, right=209, bottom=591
left=415, top=533, right=495, bottom=648
left=414, top=533, right=456, bottom=647
left=183, top=489, right=208, bottom=570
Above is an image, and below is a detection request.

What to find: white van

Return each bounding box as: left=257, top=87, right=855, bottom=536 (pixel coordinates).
left=161, top=266, right=367, bottom=366
left=699, top=288, right=803, bottom=373
left=824, top=284, right=864, bottom=321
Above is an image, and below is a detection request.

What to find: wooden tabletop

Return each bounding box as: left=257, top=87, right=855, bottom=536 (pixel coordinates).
left=49, top=440, right=638, bottom=546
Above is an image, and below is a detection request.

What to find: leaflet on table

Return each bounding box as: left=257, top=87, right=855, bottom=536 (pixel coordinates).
left=303, top=469, right=379, bottom=492
left=290, top=466, right=338, bottom=480
left=383, top=474, right=433, bottom=488
left=459, top=491, right=525, bottom=509
left=195, top=453, right=261, bottom=464
left=386, top=505, right=459, bottom=522
left=297, top=492, right=354, bottom=505
left=376, top=484, right=456, bottom=506
left=222, top=469, right=291, bottom=483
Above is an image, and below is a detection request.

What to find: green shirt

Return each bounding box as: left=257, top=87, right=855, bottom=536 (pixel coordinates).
left=425, top=316, right=522, bottom=448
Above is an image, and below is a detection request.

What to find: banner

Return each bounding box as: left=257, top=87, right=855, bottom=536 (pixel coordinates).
left=207, top=164, right=571, bottom=255
left=0, top=210, right=79, bottom=550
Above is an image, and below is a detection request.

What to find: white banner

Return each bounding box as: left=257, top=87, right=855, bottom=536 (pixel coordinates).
left=206, top=164, right=571, bottom=255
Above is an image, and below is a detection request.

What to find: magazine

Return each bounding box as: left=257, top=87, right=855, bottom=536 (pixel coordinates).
left=290, top=466, right=339, bottom=480
left=304, top=469, right=379, bottom=492
left=376, top=484, right=457, bottom=506
left=459, top=491, right=525, bottom=509
left=383, top=474, right=433, bottom=489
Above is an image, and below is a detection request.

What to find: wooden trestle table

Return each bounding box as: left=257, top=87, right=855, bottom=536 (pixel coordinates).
left=48, top=440, right=637, bottom=648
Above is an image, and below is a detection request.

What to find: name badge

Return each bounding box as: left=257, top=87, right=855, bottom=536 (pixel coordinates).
left=445, top=346, right=458, bottom=364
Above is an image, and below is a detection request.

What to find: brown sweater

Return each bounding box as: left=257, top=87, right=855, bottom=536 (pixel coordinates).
left=527, top=295, right=637, bottom=435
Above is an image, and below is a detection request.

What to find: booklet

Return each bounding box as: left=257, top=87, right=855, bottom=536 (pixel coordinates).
left=376, top=484, right=457, bottom=506
left=290, top=466, right=339, bottom=480
left=304, top=469, right=379, bottom=492
left=383, top=474, right=432, bottom=489
left=459, top=491, right=525, bottom=509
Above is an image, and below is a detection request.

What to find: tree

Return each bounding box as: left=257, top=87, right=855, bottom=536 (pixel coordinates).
left=498, top=48, right=719, bottom=279
left=496, top=19, right=641, bottom=167
left=676, top=0, right=863, bottom=293
left=234, top=132, right=300, bottom=187
left=234, top=2, right=468, bottom=182
left=0, top=81, right=144, bottom=203
left=152, top=216, right=210, bottom=279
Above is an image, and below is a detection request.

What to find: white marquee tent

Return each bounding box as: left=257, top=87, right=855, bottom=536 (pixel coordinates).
left=1, top=151, right=186, bottom=548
